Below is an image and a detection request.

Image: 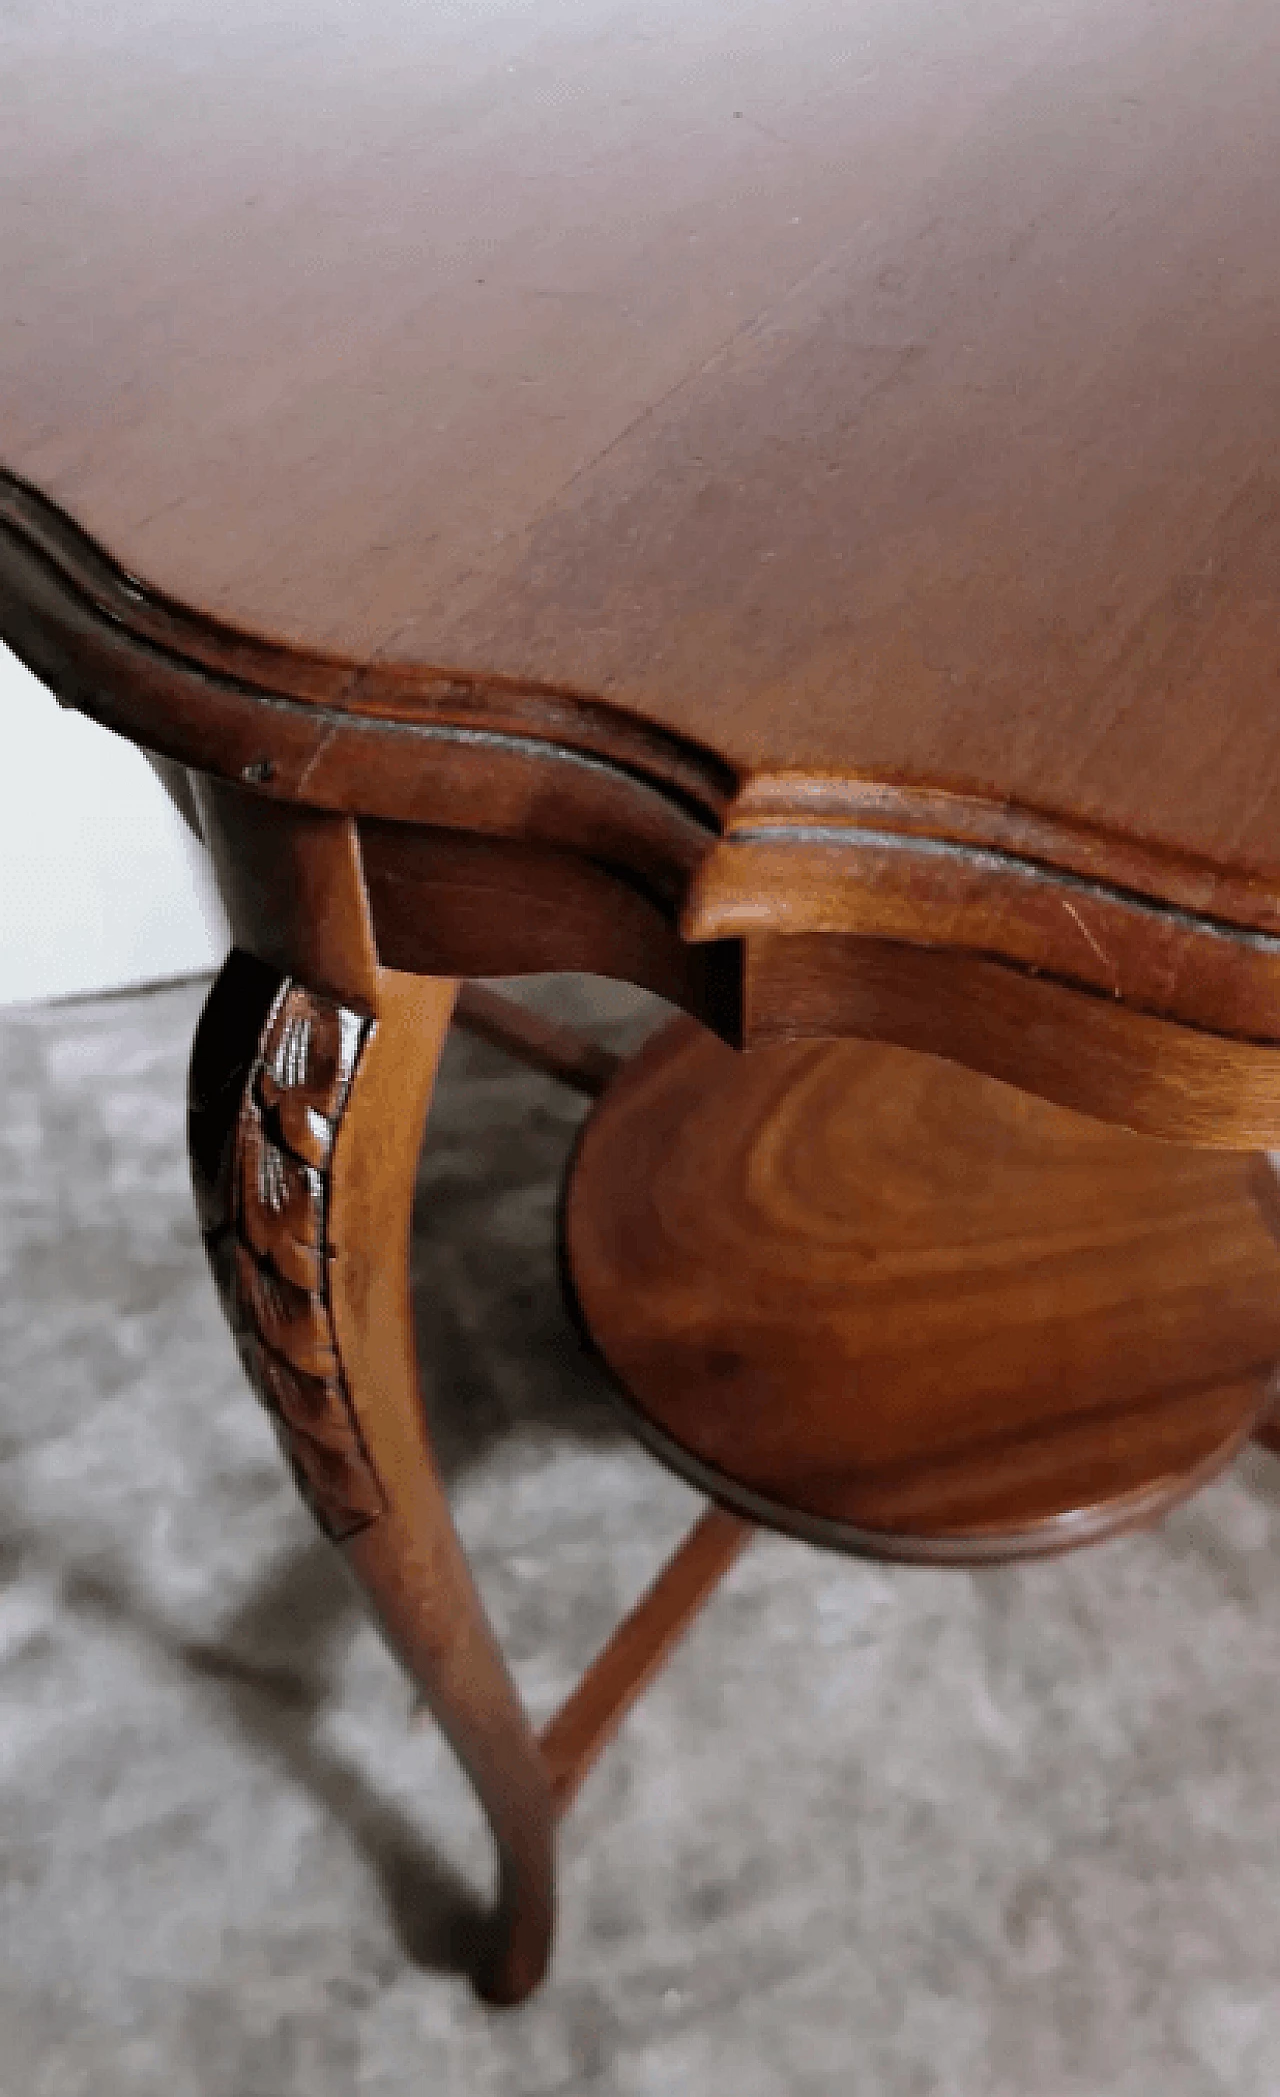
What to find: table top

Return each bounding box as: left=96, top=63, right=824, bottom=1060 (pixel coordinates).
left=4, top=0, right=1280, bottom=1042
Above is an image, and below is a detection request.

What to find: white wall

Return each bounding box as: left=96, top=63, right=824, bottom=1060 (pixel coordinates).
left=0, top=643, right=229, bottom=1005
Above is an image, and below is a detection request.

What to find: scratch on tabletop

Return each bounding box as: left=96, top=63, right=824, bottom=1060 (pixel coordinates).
left=1059, top=895, right=1121, bottom=995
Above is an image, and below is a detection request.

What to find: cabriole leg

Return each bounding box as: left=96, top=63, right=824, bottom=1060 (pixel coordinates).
left=188, top=951, right=554, bottom=2005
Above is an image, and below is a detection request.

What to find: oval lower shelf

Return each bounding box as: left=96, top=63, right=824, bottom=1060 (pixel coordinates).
left=562, top=1019, right=1280, bottom=1565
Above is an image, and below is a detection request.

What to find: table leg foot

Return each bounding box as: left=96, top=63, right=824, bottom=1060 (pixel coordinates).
left=189, top=952, right=554, bottom=2005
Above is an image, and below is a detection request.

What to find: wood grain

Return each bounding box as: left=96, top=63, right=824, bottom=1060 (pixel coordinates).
left=191, top=952, right=556, bottom=2004
left=194, top=777, right=379, bottom=1009
left=741, top=936, right=1280, bottom=1150
left=7, top=1, right=1280, bottom=1090
left=356, top=820, right=729, bottom=1021
left=563, top=1020, right=1280, bottom=1561
left=13, top=3, right=1280, bottom=2003
left=4, top=3, right=1280, bottom=862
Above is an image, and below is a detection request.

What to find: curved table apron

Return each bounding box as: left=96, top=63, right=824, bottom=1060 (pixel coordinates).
left=6, top=0, right=1280, bottom=2008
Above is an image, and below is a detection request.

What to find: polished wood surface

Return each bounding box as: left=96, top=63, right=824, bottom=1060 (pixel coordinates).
left=189, top=958, right=386, bottom=1539
left=6, top=0, right=1280, bottom=1112
left=739, top=936, right=1280, bottom=1150
left=188, top=941, right=766, bottom=1998
left=183, top=790, right=761, bottom=2002
left=189, top=945, right=556, bottom=2005
left=564, top=1021, right=1280, bottom=1560
left=11, top=484, right=1280, bottom=1135
left=11, top=0, right=1280, bottom=2017
left=2, top=0, right=1277, bottom=863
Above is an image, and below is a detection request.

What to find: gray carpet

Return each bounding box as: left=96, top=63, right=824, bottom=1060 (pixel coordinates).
left=3, top=975, right=1280, bottom=2097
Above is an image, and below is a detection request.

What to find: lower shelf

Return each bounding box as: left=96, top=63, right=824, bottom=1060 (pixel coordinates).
left=562, top=1020, right=1280, bottom=1565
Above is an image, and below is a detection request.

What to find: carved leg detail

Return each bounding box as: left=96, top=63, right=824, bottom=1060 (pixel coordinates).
left=190, top=952, right=554, bottom=2004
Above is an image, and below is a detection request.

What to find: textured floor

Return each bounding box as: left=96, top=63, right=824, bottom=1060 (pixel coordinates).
left=3, top=975, right=1280, bottom=2096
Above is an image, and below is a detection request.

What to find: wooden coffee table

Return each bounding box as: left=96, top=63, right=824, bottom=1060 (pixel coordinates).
left=6, top=0, right=1280, bottom=2007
